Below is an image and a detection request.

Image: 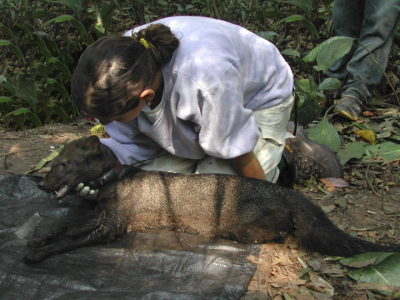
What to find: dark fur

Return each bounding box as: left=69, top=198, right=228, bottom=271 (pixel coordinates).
left=26, top=136, right=400, bottom=263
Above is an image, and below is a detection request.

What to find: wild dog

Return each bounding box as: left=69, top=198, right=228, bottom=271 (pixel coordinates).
left=26, top=136, right=400, bottom=263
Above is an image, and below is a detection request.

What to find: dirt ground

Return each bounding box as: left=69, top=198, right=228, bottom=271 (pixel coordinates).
left=1, top=118, right=399, bottom=300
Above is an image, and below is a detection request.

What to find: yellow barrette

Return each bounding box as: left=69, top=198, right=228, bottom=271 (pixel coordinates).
left=140, top=38, right=150, bottom=49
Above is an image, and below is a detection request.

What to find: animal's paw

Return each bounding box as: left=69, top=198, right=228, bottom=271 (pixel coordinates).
left=25, top=248, right=49, bottom=263
left=75, top=183, right=99, bottom=200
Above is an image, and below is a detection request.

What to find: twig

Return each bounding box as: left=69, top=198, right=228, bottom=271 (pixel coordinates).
left=365, top=163, right=381, bottom=197
left=348, top=225, right=390, bottom=231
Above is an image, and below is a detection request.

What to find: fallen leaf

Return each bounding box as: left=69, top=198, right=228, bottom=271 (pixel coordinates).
left=362, top=111, right=374, bottom=117
left=355, top=130, right=376, bottom=144
left=320, top=177, right=349, bottom=188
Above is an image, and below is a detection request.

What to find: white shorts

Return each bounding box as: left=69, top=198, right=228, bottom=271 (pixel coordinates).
left=139, top=93, right=295, bottom=183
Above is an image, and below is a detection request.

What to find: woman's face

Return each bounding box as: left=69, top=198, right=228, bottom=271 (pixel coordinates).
left=96, top=98, right=147, bottom=125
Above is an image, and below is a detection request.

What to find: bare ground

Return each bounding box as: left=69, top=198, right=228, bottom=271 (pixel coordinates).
left=1, top=119, right=399, bottom=299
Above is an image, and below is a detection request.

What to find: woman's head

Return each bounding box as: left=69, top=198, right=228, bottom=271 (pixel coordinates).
left=71, top=23, right=179, bottom=120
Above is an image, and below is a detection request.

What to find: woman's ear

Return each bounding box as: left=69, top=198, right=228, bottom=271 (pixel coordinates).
left=140, top=89, right=155, bottom=104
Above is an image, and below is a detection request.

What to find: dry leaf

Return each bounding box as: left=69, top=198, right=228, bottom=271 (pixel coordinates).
left=355, top=129, right=376, bottom=144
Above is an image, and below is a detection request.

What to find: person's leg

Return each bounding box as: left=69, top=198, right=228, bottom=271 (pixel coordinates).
left=196, top=93, right=296, bottom=183
left=326, top=0, right=365, bottom=79
left=342, top=0, right=400, bottom=103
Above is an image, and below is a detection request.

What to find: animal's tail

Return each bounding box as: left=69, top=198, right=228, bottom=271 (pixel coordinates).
left=289, top=194, right=400, bottom=256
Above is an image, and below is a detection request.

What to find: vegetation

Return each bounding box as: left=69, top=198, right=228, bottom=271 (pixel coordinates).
left=1, top=0, right=399, bottom=165
left=0, top=0, right=340, bottom=129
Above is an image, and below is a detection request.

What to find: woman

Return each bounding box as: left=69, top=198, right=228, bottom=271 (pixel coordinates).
left=71, top=16, right=342, bottom=196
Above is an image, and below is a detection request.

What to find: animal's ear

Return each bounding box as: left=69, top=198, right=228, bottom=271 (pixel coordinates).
left=82, top=135, right=101, bottom=154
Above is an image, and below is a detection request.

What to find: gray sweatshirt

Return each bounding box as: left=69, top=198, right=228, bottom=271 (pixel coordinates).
left=101, top=16, right=293, bottom=165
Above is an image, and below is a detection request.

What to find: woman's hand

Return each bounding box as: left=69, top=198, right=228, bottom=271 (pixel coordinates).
left=231, top=151, right=267, bottom=181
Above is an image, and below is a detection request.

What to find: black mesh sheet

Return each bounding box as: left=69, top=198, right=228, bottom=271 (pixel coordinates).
left=0, top=174, right=260, bottom=300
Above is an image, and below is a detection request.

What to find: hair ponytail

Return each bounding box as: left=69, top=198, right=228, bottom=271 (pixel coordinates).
left=71, top=23, right=179, bottom=119
left=133, top=23, right=180, bottom=68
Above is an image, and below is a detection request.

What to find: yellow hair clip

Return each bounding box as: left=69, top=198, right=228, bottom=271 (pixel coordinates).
left=140, top=38, right=150, bottom=49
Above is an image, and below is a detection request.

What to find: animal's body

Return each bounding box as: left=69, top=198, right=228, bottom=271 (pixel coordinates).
left=26, top=136, right=400, bottom=263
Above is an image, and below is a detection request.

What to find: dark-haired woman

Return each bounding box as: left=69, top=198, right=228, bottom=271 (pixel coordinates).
left=72, top=16, right=342, bottom=196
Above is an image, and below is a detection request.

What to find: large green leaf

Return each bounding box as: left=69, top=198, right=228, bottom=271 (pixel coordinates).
left=303, top=36, right=354, bottom=63
left=364, top=142, right=400, bottom=161
left=346, top=253, right=400, bottom=295
left=337, top=141, right=365, bottom=165
left=307, top=108, right=341, bottom=152
left=317, top=38, right=354, bottom=72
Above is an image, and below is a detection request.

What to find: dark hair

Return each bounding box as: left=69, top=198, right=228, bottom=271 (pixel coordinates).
left=71, top=23, right=180, bottom=118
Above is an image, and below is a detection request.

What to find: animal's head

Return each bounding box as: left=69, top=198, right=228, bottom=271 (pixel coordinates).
left=38, top=135, right=116, bottom=199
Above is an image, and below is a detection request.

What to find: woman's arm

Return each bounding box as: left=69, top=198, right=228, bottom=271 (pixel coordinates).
left=231, top=151, right=267, bottom=181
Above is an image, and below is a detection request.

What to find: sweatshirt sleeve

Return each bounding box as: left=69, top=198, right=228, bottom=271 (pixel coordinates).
left=100, top=120, right=165, bottom=165
left=197, top=65, right=260, bottom=159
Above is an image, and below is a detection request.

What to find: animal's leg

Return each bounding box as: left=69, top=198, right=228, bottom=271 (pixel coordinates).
left=25, top=219, right=114, bottom=263
left=28, top=215, right=99, bottom=248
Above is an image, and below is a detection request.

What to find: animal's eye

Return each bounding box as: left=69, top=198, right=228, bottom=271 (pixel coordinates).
left=61, top=162, right=68, bottom=167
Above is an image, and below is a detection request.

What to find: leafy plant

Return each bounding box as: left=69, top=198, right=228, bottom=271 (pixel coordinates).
left=0, top=0, right=117, bottom=130
left=293, top=76, right=341, bottom=126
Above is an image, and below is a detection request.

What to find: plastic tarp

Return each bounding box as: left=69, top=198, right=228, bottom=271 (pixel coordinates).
left=0, top=174, right=260, bottom=299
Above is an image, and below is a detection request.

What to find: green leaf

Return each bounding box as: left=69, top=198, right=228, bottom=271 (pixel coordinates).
left=48, top=57, right=72, bottom=79
left=318, top=78, right=342, bottom=91
left=255, top=30, right=278, bottom=40
left=43, top=15, right=93, bottom=44
left=307, top=109, right=341, bottom=152
left=46, top=78, right=70, bottom=101
left=53, top=0, right=82, bottom=19
left=0, top=96, right=13, bottom=103
left=271, top=14, right=307, bottom=27
left=317, top=38, right=354, bottom=72
left=33, top=34, right=52, bottom=60
left=0, top=40, right=25, bottom=63
left=283, top=0, right=313, bottom=20
left=347, top=253, right=400, bottom=292
left=281, top=49, right=301, bottom=57
left=337, top=141, right=366, bottom=165
left=5, top=108, right=42, bottom=127
left=364, top=142, right=400, bottom=161
left=295, top=94, right=322, bottom=126
left=0, top=23, right=17, bottom=43
left=47, top=102, right=70, bottom=122
left=341, top=253, right=395, bottom=269
left=303, top=36, right=354, bottom=63
left=299, top=18, right=319, bottom=38
left=1, top=77, right=37, bottom=110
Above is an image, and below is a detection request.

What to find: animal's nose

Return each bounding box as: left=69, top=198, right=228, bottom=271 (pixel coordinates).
left=37, top=180, right=46, bottom=190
